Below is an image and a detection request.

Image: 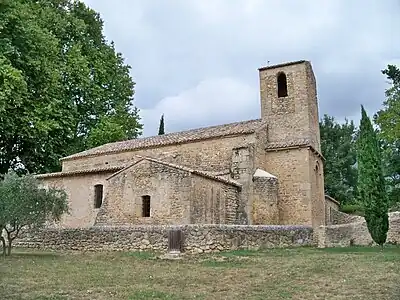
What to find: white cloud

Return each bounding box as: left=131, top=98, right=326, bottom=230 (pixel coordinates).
left=82, top=0, right=400, bottom=137
left=140, top=77, right=259, bottom=136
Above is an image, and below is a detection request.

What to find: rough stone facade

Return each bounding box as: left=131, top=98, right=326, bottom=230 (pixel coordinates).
left=94, top=157, right=240, bottom=226
left=12, top=225, right=313, bottom=254
left=325, top=195, right=340, bottom=225
left=36, top=60, right=328, bottom=228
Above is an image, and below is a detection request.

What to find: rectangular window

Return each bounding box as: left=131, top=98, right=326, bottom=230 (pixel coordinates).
left=142, top=195, right=151, bottom=217
left=94, top=184, right=103, bottom=208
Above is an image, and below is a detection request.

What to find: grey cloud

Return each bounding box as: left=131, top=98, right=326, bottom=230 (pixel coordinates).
left=83, top=0, right=399, bottom=136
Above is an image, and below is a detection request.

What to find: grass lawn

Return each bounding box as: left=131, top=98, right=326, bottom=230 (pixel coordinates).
left=1, top=246, right=399, bottom=300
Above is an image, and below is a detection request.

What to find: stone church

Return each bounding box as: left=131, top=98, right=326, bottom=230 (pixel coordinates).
left=37, top=60, right=332, bottom=229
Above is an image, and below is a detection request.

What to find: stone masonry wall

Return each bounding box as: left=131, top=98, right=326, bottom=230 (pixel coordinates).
left=189, top=176, right=239, bottom=225
left=62, top=134, right=256, bottom=173
left=330, top=209, right=364, bottom=225
left=252, top=176, right=279, bottom=224
left=317, top=212, right=400, bottom=248
left=230, top=145, right=254, bottom=224
left=262, top=148, right=312, bottom=226
left=95, top=159, right=240, bottom=226
left=259, top=61, right=319, bottom=150
left=12, top=225, right=313, bottom=254
left=40, top=172, right=117, bottom=228
left=309, top=151, right=325, bottom=228
left=325, top=196, right=340, bottom=225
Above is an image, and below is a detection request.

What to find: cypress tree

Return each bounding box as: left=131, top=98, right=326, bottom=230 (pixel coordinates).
left=158, top=114, right=165, bottom=135
left=356, top=105, right=389, bottom=247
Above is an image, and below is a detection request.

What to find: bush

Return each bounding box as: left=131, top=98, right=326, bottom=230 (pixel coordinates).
left=340, top=204, right=365, bottom=216
left=389, top=202, right=400, bottom=212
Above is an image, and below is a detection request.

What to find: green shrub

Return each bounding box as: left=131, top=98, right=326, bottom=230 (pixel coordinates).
left=340, top=204, right=365, bottom=216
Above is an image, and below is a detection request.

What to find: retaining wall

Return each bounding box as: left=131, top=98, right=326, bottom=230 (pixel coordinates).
left=11, top=224, right=313, bottom=254
left=318, top=212, right=400, bottom=248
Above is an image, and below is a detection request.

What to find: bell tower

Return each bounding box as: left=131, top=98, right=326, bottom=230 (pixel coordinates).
left=257, top=60, right=326, bottom=228
left=258, top=60, right=321, bottom=152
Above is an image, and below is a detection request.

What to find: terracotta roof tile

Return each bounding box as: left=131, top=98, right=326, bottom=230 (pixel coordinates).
left=34, top=166, right=123, bottom=179
left=265, top=138, right=312, bottom=150
left=61, top=118, right=263, bottom=161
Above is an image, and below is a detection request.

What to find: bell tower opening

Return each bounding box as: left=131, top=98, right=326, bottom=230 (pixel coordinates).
left=277, top=72, right=288, bottom=98
left=258, top=60, right=321, bottom=152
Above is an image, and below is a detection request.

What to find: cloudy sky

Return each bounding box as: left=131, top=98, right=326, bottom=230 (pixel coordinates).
left=83, top=0, right=399, bottom=137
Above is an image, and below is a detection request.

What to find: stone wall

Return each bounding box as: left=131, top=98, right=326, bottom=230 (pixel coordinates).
left=324, top=195, right=340, bottom=225
left=11, top=225, right=313, bottom=254
left=39, top=172, right=117, bottom=228
left=252, top=174, right=279, bottom=224
left=309, top=151, right=325, bottom=228
left=258, top=61, right=320, bottom=151
left=330, top=209, right=363, bottom=225
left=317, top=212, right=400, bottom=248
left=230, top=145, right=254, bottom=224
left=189, top=176, right=239, bottom=224
left=62, top=134, right=256, bottom=173
left=96, top=159, right=240, bottom=226
left=262, top=148, right=314, bottom=225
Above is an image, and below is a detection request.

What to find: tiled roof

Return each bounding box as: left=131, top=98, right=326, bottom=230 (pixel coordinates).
left=34, top=166, right=123, bottom=179
left=107, top=155, right=242, bottom=188
left=265, top=138, right=312, bottom=150
left=61, top=118, right=263, bottom=161
left=265, top=138, right=325, bottom=160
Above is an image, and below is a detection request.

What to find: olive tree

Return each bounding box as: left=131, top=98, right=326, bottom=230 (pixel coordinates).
left=0, top=171, right=69, bottom=256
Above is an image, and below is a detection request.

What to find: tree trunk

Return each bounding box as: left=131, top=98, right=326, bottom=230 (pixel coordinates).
left=6, top=231, right=12, bottom=256
left=7, top=239, right=12, bottom=256
left=0, top=236, right=5, bottom=257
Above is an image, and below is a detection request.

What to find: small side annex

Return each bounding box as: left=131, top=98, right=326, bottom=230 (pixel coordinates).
left=95, top=156, right=241, bottom=226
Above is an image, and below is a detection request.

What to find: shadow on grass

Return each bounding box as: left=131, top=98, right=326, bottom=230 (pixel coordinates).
left=2, top=250, right=60, bottom=259
left=32, top=296, right=69, bottom=300
left=124, top=251, right=158, bottom=260
left=200, top=259, right=248, bottom=268
left=318, top=245, right=400, bottom=254
left=216, top=246, right=314, bottom=258
left=217, top=249, right=261, bottom=257
left=128, top=290, right=181, bottom=300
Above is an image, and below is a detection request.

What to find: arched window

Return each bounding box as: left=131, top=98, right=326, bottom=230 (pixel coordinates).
left=94, top=184, right=103, bottom=208
left=277, top=72, right=288, bottom=98
left=142, top=195, right=151, bottom=217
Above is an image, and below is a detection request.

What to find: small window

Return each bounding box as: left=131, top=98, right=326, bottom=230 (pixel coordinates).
left=277, top=72, right=288, bottom=98
left=142, top=195, right=151, bottom=217
left=94, top=184, right=103, bottom=208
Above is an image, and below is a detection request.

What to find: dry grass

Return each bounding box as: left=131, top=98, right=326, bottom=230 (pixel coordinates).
left=0, top=246, right=399, bottom=300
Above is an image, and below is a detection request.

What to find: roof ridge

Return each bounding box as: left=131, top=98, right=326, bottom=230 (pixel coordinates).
left=61, top=118, right=263, bottom=161
left=107, top=155, right=242, bottom=188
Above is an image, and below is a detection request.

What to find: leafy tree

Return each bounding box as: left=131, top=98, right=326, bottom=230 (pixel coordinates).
left=158, top=114, right=165, bottom=135
left=0, top=0, right=143, bottom=176
left=374, top=64, right=400, bottom=209
left=319, top=114, right=358, bottom=204
left=0, top=171, right=69, bottom=256
left=357, top=106, right=389, bottom=247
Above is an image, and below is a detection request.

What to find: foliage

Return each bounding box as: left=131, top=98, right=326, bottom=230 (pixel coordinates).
left=0, top=171, right=69, bottom=256
left=319, top=114, right=358, bottom=204
left=357, top=106, right=389, bottom=246
left=340, top=204, right=365, bottom=216
left=374, top=64, right=400, bottom=209
left=0, top=0, right=143, bottom=175
left=158, top=114, right=165, bottom=135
